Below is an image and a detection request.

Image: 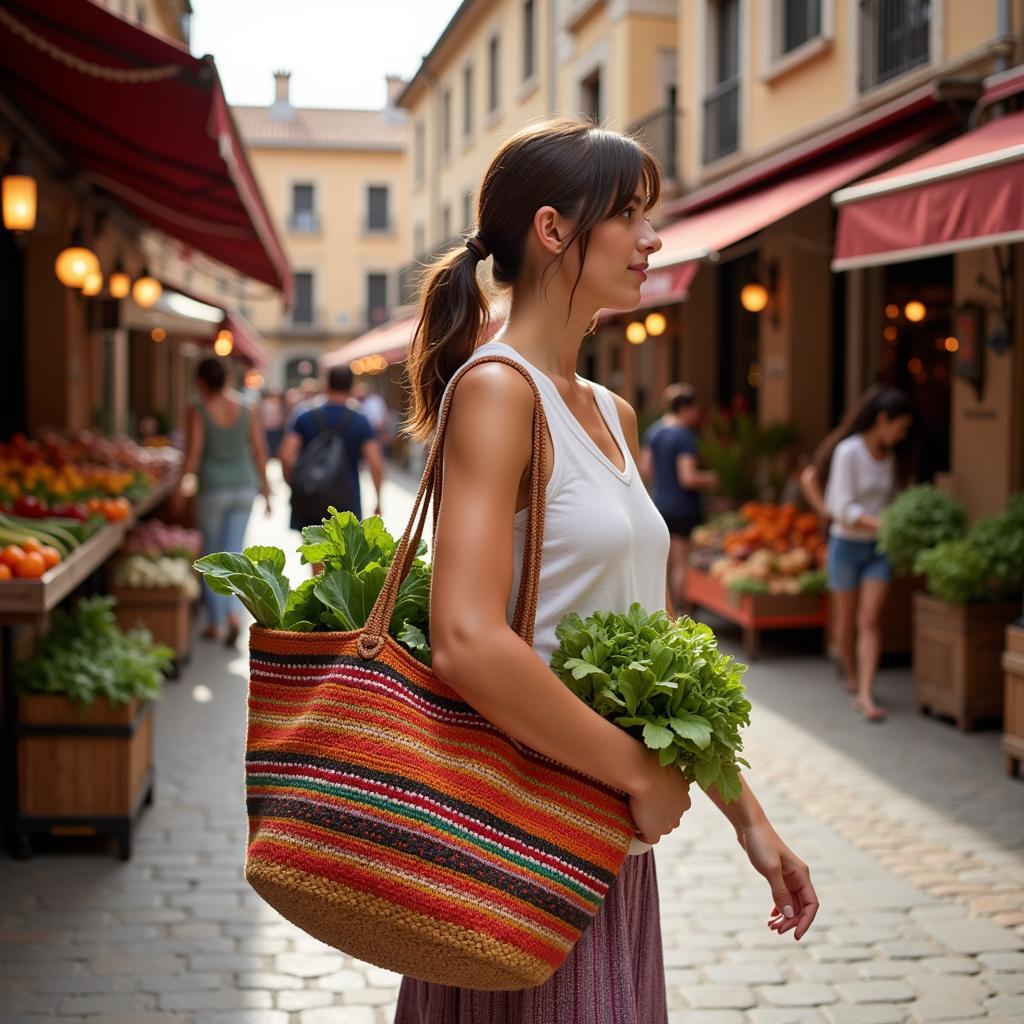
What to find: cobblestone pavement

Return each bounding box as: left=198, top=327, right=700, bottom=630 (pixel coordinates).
left=1, top=466, right=1022, bottom=1024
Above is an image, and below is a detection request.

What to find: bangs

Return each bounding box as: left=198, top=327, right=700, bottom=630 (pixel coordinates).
left=583, top=130, right=662, bottom=222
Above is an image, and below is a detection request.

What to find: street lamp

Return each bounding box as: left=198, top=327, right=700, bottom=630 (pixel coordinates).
left=132, top=269, right=162, bottom=308
left=214, top=329, right=233, bottom=357
left=625, top=321, right=647, bottom=345
left=55, top=229, right=100, bottom=288
left=109, top=264, right=131, bottom=299
left=81, top=271, right=103, bottom=296
left=644, top=311, right=667, bottom=336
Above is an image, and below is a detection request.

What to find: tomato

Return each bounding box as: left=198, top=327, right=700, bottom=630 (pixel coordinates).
left=13, top=551, right=45, bottom=578
left=0, top=545, right=25, bottom=570
left=39, top=546, right=61, bottom=569
left=20, top=537, right=42, bottom=553
left=0, top=564, right=11, bottom=581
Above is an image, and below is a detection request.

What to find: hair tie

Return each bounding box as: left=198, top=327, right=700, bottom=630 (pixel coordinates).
left=465, top=235, right=490, bottom=262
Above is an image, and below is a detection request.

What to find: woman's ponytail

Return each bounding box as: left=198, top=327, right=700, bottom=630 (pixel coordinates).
left=404, top=244, right=490, bottom=443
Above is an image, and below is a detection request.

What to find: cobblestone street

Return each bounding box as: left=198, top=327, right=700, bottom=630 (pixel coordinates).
left=2, top=468, right=1022, bottom=1024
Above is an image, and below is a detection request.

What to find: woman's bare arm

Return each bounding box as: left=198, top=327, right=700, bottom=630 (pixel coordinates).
left=430, top=364, right=692, bottom=844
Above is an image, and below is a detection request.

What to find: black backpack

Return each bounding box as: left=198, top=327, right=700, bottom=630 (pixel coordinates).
left=289, top=407, right=359, bottom=529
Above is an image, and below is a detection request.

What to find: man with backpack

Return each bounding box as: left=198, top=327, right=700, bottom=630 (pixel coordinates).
left=278, top=364, right=384, bottom=532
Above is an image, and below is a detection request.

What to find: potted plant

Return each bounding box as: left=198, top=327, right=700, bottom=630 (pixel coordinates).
left=871, top=484, right=967, bottom=656
left=912, top=495, right=1024, bottom=730
left=15, top=595, right=172, bottom=859
left=109, top=520, right=203, bottom=667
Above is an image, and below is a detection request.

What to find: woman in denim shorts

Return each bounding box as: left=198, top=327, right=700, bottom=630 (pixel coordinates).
left=807, top=387, right=912, bottom=721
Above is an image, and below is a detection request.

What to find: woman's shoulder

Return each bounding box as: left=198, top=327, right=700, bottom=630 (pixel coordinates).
left=833, top=434, right=863, bottom=460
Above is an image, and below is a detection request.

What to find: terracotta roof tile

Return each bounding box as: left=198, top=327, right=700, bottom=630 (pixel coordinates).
left=233, top=105, right=408, bottom=150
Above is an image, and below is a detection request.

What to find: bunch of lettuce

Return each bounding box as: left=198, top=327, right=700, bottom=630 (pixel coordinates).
left=194, top=509, right=431, bottom=665
left=551, top=603, right=751, bottom=802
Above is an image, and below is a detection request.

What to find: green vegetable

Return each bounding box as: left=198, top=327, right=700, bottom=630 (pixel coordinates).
left=967, top=493, right=1024, bottom=599
left=16, top=595, right=172, bottom=706
left=878, top=484, right=966, bottom=573
left=798, top=568, right=828, bottom=594
left=914, top=539, right=992, bottom=605
left=194, top=509, right=432, bottom=666
left=550, top=603, right=751, bottom=802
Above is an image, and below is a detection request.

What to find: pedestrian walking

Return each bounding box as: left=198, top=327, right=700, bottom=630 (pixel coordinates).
left=639, top=383, right=718, bottom=614
left=277, top=364, right=384, bottom=531
left=394, top=118, right=817, bottom=1023
left=353, top=379, right=395, bottom=456
left=802, top=385, right=913, bottom=721
left=258, top=388, right=286, bottom=459
left=174, top=357, right=270, bottom=645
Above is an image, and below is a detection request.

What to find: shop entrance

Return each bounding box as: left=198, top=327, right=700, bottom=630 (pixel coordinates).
left=878, top=255, right=954, bottom=482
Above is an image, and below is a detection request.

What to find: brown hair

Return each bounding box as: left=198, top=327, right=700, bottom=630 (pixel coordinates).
left=662, top=383, right=696, bottom=414
left=404, top=119, right=661, bottom=442
left=811, top=384, right=914, bottom=488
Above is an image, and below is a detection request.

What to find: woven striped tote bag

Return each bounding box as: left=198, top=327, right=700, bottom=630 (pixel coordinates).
left=245, top=355, right=635, bottom=991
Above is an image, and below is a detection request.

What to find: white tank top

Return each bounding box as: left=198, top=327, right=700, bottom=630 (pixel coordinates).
left=444, top=340, right=671, bottom=665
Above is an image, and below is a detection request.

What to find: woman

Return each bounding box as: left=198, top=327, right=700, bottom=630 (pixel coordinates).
left=803, top=386, right=913, bottom=722
left=395, top=120, right=817, bottom=1023
left=176, top=357, right=270, bottom=645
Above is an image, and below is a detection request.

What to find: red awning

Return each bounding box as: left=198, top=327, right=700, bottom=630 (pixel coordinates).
left=216, top=311, right=268, bottom=370
left=0, top=0, right=291, bottom=301
left=832, top=111, right=1024, bottom=270
left=322, top=315, right=419, bottom=368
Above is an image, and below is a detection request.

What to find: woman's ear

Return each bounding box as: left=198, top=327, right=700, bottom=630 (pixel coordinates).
left=531, top=205, right=568, bottom=256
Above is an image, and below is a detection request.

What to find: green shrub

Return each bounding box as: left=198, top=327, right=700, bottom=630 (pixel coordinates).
left=914, top=539, right=992, bottom=606
left=967, top=492, right=1024, bottom=599
left=878, top=484, right=966, bottom=573
left=16, top=596, right=172, bottom=706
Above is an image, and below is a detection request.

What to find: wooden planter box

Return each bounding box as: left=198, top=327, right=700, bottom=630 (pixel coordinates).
left=1002, top=624, right=1024, bottom=778
left=913, top=593, right=1019, bottom=730
left=110, top=585, right=192, bottom=662
left=15, top=695, right=154, bottom=859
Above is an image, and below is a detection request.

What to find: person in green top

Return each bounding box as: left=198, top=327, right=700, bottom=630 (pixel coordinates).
left=175, top=357, right=270, bottom=645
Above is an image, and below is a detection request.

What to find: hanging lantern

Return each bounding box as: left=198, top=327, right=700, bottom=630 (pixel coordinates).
left=2, top=148, right=37, bottom=234
left=55, top=230, right=100, bottom=288
left=740, top=282, right=769, bottom=313
left=109, top=268, right=131, bottom=299
left=625, top=321, right=647, bottom=345
left=81, top=271, right=103, bottom=296
left=644, top=311, right=667, bottom=336
left=151, top=327, right=167, bottom=343
left=132, top=271, right=162, bottom=308
left=904, top=300, right=926, bottom=323
left=214, top=329, right=233, bottom=357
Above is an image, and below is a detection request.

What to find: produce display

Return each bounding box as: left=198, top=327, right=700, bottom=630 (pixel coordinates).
left=551, top=604, right=750, bottom=801
left=121, top=521, right=202, bottom=562
left=110, top=556, right=201, bottom=600
left=877, top=484, right=967, bottom=573
left=16, top=595, right=173, bottom=706
left=195, top=509, right=432, bottom=666
left=691, top=503, right=828, bottom=596
left=0, top=511, right=106, bottom=579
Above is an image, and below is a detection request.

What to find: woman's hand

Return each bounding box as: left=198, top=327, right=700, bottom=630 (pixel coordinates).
left=628, top=754, right=692, bottom=845
left=737, top=820, right=818, bottom=940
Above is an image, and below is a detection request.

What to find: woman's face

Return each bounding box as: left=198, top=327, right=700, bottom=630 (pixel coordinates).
left=565, top=188, right=662, bottom=313
left=878, top=412, right=912, bottom=448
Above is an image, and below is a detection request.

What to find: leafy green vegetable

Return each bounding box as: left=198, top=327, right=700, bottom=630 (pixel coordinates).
left=551, top=603, right=751, bottom=802
left=194, top=509, right=432, bottom=665
left=16, top=595, right=172, bottom=706
left=878, top=484, right=966, bottom=573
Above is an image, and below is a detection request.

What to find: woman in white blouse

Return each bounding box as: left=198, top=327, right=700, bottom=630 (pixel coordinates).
left=802, top=387, right=912, bottom=721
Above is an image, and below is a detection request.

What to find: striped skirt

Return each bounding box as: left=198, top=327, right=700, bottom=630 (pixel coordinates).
left=393, top=851, right=667, bottom=1024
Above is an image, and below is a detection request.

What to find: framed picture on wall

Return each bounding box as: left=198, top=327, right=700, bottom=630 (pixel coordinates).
left=952, top=303, right=985, bottom=399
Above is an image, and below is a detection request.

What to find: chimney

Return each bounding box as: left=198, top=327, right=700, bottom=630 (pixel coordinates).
left=385, top=75, right=406, bottom=108
left=274, top=70, right=291, bottom=105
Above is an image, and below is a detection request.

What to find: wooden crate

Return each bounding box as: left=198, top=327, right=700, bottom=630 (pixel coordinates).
left=16, top=696, right=154, bottom=859
left=913, top=593, right=1019, bottom=730
left=110, top=585, right=192, bottom=660
left=1002, top=624, right=1024, bottom=778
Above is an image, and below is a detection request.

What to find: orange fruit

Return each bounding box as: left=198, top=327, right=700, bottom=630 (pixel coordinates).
left=39, top=546, right=60, bottom=569
left=0, top=564, right=11, bottom=580
left=14, top=551, right=45, bottom=578
left=20, top=536, right=42, bottom=553
left=0, top=545, right=25, bottom=570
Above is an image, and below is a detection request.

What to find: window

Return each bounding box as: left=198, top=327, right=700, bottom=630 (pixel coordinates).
left=367, top=186, right=390, bottom=232
left=462, top=190, right=474, bottom=232
left=523, top=0, right=536, bottom=81
left=414, top=120, right=425, bottom=184
left=442, top=204, right=451, bottom=241
left=858, top=0, right=931, bottom=91
left=703, top=0, right=741, bottom=163
left=777, top=0, right=822, bottom=56
left=293, top=272, right=314, bottom=325
left=581, top=68, right=602, bottom=123
left=463, top=63, right=474, bottom=138
left=289, top=183, right=318, bottom=232
left=413, top=222, right=425, bottom=258
left=366, top=273, right=388, bottom=329
left=441, top=87, right=452, bottom=157
left=488, top=35, right=501, bottom=112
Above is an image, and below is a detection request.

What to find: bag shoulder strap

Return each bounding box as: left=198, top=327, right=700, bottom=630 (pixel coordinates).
left=358, top=354, right=547, bottom=658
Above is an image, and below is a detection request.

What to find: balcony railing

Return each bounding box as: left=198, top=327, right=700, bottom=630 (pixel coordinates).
left=281, top=306, right=328, bottom=335
left=288, top=210, right=320, bottom=233
left=629, top=105, right=678, bottom=180
left=858, top=0, right=930, bottom=92
left=703, top=77, right=739, bottom=164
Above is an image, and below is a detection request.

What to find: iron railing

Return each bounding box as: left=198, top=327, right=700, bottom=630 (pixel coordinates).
left=858, top=0, right=931, bottom=92
left=629, top=105, right=679, bottom=180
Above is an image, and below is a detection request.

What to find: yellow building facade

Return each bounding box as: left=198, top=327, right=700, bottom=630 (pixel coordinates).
left=235, top=73, right=409, bottom=389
